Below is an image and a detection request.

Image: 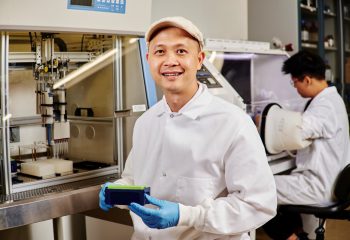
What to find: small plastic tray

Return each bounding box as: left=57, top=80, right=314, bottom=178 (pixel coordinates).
left=105, top=185, right=150, bottom=205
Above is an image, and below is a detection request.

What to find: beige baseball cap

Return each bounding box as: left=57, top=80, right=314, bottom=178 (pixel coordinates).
left=145, top=16, right=204, bottom=50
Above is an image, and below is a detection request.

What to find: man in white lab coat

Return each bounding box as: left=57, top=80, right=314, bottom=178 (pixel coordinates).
left=264, top=50, right=350, bottom=240
left=99, top=16, right=277, bottom=240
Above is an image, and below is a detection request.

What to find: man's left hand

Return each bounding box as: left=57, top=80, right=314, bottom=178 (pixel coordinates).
left=129, top=194, right=179, bottom=229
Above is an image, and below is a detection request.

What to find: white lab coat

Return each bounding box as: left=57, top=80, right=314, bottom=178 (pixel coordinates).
left=275, top=86, right=350, bottom=205
left=115, top=83, right=277, bottom=240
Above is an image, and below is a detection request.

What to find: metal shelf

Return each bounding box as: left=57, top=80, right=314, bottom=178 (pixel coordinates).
left=9, top=52, right=93, bottom=63
left=300, top=4, right=317, bottom=13
left=301, top=42, right=318, bottom=49
left=299, top=4, right=336, bottom=17
left=324, top=11, right=336, bottom=17
left=325, top=46, right=337, bottom=51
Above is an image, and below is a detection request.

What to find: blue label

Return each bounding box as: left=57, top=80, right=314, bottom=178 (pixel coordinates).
left=68, top=0, right=126, bottom=14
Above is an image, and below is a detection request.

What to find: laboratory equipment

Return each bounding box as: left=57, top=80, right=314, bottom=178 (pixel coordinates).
left=3, top=33, right=145, bottom=194
left=0, top=0, right=152, bottom=231
left=199, top=39, right=309, bottom=174
left=204, top=39, right=307, bottom=114
left=196, top=58, right=246, bottom=111
left=260, top=103, right=312, bottom=155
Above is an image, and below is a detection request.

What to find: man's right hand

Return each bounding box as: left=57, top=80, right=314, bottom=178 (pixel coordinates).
left=99, top=182, right=113, bottom=211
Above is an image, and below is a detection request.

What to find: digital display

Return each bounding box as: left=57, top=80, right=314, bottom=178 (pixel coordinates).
left=196, top=66, right=222, bottom=88
left=70, top=0, right=92, bottom=6
left=68, top=0, right=126, bottom=14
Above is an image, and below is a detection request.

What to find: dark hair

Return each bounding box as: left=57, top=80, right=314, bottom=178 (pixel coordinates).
left=282, top=50, right=326, bottom=80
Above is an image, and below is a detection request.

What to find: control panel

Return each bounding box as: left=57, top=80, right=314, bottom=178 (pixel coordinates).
left=196, top=66, right=222, bottom=88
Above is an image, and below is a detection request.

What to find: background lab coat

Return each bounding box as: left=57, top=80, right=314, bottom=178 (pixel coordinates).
left=115, top=83, right=277, bottom=240
left=275, top=86, right=350, bottom=205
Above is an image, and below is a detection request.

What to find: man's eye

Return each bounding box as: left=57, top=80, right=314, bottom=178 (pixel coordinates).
left=154, top=50, right=164, bottom=55
left=177, top=49, right=187, bottom=54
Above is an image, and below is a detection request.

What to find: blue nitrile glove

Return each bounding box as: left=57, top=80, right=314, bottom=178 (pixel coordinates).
left=128, top=194, right=179, bottom=229
left=99, top=182, right=113, bottom=211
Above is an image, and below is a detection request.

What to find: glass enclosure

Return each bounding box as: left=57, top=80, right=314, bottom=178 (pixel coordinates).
left=204, top=50, right=307, bottom=134
left=206, top=51, right=307, bottom=111
left=0, top=32, right=148, bottom=195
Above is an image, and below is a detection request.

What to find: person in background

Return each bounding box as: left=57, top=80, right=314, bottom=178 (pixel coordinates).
left=99, top=16, right=277, bottom=240
left=263, top=50, right=350, bottom=240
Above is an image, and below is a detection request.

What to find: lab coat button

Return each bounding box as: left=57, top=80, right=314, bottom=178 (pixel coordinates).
left=170, top=114, right=174, bottom=118
left=162, top=172, right=166, bottom=177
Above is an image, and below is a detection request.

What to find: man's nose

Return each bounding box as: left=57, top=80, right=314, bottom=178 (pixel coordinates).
left=164, top=53, right=179, bottom=66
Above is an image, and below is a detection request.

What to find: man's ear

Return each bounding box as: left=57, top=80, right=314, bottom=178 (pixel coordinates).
left=197, top=51, right=205, bottom=70
left=146, top=52, right=149, bottom=61
left=304, top=75, right=312, bottom=85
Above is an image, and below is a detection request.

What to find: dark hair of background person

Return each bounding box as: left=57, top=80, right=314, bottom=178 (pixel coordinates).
left=282, top=50, right=326, bottom=80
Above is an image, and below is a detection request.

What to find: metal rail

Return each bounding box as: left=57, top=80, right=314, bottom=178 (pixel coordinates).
left=0, top=174, right=118, bottom=230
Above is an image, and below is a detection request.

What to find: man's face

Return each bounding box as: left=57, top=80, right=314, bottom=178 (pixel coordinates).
left=146, top=27, right=205, bottom=96
left=291, top=76, right=311, bottom=98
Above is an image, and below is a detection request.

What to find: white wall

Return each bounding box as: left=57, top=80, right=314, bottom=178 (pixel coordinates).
left=248, top=0, right=299, bottom=53
left=151, top=0, right=248, bottom=40
left=151, top=0, right=299, bottom=51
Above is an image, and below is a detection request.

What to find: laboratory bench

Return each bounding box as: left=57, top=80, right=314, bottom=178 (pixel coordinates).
left=0, top=174, right=119, bottom=232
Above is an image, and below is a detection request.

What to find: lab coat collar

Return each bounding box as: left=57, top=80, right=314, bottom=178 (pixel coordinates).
left=156, top=83, right=212, bottom=120
left=305, top=86, right=337, bottom=110
left=313, top=86, right=337, bottom=102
